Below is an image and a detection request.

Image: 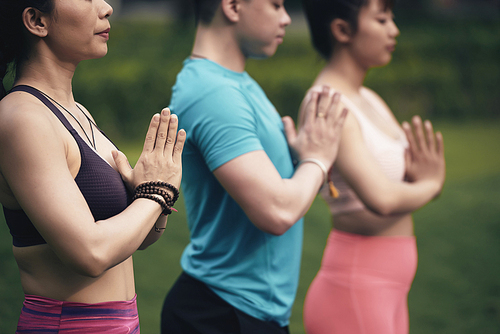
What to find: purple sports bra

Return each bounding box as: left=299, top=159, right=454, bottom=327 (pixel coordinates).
left=2, top=85, right=131, bottom=247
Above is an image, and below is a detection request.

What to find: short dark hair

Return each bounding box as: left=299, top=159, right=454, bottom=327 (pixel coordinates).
left=302, top=0, right=394, bottom=59
left=0, top=0, right=54, bottom=97
left=193, top=0, right=223, bottom=25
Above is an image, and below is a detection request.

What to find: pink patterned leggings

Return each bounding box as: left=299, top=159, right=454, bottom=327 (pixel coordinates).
left=16, top=294, right=140, bottom=333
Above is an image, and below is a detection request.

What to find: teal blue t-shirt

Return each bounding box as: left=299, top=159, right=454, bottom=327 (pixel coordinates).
left=170, top=58, right=303, bottom=326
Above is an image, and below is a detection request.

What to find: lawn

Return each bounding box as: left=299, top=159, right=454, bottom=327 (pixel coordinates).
left=1, top=16, right=499, bottom=334
left=1, top=120, right=499, bottom=333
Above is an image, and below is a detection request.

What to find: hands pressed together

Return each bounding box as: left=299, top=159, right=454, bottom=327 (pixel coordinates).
left=283, top=85, right=348, bottom=170
left=402, top=116, right=446, bottom=198
left=113, top=108, right=186, bottom=192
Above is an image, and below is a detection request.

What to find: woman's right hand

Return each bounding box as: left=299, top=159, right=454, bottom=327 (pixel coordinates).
left=403, top=116, right=445, bottom=197
left=113, top=108, right=186, bottom=191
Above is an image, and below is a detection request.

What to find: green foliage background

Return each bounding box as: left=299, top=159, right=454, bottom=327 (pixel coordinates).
left=58, top=17, right=499, bottom=144
left=1, top=14, right=500, bottom=334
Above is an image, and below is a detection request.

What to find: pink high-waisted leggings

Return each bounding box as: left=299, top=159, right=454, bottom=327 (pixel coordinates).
left=303, top=229, right=417, bottom=334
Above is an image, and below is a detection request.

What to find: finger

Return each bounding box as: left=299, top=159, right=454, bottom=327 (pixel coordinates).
left=143, top=114, right=160, bottom=153
left=282, top=116, right=297, bottom=145
left=402, top=121, right=417, bottom=155
left=326, top=92, right=342, bottom=126
left=155, top=108, right=171, bottom=152
left=164, top=113, right=178, bottom=156
left=412, top=116, right=427, bottom=152
left=435, top=131, right=444, bottom=156
left=332, top=107, right=348, bottom=132
left=424, top=120, right=436, bottom=153
left=172, top=129, right=186, bottom=163
left=404, top=148, right=412, bottom=168
left=298, top=87, right=320, bottom=128
left=316, top=85, right=331, bottom=119
left=112, top=150, right=133, bottom=183
left=303, top=91, right=319, bottom=128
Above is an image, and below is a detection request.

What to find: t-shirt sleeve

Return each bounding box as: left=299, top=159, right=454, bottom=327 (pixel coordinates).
left=190, top=86, right=263, bottom=172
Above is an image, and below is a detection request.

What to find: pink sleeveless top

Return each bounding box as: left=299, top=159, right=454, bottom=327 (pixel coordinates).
left=321, top=88, right=408, bottom=215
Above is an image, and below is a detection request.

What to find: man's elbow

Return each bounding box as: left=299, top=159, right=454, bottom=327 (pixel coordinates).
left=252, top=210, right=297, bottom=236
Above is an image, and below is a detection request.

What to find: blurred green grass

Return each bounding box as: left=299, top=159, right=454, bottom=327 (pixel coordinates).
left=1, top=121, right=499, bottom=333
left=1, top=17, right=500, bottom=333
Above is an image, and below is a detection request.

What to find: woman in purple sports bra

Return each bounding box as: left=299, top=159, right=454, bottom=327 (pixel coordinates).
left=301, top=0, right=446, bottom=333
left=0, top=0, right=185, bottom=332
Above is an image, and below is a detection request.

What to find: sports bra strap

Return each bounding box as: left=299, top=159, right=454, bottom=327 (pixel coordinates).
left=11, top=85, right=77, bottom=134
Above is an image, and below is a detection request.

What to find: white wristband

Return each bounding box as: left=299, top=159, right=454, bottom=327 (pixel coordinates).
left=298, top=158, right=328, bottom=184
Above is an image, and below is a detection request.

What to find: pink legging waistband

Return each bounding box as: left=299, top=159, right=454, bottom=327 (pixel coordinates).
left=304, top=229, right=418, bottom=334
left=16, top=294, right=140, bottom=333
left=320, top=229, right=417, bottom=286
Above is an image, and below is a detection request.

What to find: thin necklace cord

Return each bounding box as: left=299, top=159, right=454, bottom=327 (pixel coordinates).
left=35, top=88, right=97, bottom=150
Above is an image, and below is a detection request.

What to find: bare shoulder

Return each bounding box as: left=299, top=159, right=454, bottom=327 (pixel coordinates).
left=0, top=92, right=68, bottom=166
left=361, top=86, right=388, bottom=107
left=0, top=92, right=63, bottom=141
left=361, top=86, right=400, bottom=123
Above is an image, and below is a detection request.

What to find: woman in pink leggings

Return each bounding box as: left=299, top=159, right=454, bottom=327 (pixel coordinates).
left=301, top=0, right=446, bottom=333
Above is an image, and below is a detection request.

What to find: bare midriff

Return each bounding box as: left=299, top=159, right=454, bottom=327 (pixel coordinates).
left=13, top=245, right=135, bottom=303
left=333, top=209, right=414, bottom=237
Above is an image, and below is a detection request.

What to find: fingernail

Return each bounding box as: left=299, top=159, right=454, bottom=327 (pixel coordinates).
left=170, top=114, right=178, bottom=122
left=162, top=108, right=170, bottom=116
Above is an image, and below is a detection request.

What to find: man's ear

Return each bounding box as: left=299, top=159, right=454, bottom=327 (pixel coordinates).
left=330, top=18, right=353, bottom=44
left=221, top=0, right=241, bottom=23
left=22, top=7, right=50, bottom=38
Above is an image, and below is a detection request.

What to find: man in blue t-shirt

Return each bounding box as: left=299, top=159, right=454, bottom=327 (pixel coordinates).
left=161, top=1, right=347, bottom=333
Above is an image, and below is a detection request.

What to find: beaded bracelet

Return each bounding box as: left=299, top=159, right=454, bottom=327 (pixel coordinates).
left=138, top=187, right=174, bottom=207
left=132, top=192, right=172, bottom=216
left=135, top=181, right=179, bottom=206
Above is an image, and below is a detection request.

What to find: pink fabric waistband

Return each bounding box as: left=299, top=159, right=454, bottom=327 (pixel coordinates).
left=320, top=229, right=418, bottom=287
left=16, top=294, right=140, bottom=333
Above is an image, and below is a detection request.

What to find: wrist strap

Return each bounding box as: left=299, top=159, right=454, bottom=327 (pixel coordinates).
left=298, top=158, right=328, bottom=184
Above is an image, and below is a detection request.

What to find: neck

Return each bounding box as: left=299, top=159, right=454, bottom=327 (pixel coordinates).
left=315, top=49, right=368, bottom=97
left=191, top=23, right=246, bottom=73
left=14, top=48, right=77, bottom=106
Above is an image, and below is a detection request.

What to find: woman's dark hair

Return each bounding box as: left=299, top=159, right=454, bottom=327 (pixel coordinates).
left=302, top=0, right=394, bottom=59
left=0, top=0, right=54, bottom=98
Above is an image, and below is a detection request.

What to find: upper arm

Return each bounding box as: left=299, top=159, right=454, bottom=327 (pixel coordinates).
left=0, top=98, right=97, bottom=266
left=189, top=88, right=296, bottom=234
left=335, top=111, right=401, bottom=214
left=213, top=150, right=288, bottom=233
left=188, top=87, right=263, bottom=172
